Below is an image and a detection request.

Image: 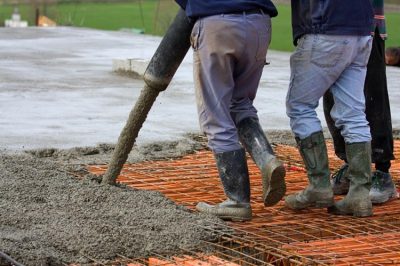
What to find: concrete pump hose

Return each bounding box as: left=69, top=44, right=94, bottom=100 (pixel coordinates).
left=101, top=9, right=194, bottom=185
left=0, top=251, right=25, bottom=266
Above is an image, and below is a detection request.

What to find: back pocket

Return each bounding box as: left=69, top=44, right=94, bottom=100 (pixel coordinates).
left=310, top=36, right=347, bottom=68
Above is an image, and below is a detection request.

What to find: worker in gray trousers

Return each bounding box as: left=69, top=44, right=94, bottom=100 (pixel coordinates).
left=175, top=0, right=286, bottom=221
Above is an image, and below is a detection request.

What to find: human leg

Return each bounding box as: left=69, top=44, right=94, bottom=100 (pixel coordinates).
left=366, top=31, right=394, bottom=164
left=285, top=34, right=354, bottom=209
left=230, top=14, right=285, bottom=207
left=324, top=33, right=397, bottom=200
left=323, top=52, right=371, bottom=198
left=191, top=15, right=252, bottom=220
left=323, top=90, right=349, bottom=195
left=365, top=32, right=397, bottom=203
left=193, top=14, right=276, bottom=219
left=328, top=36, right=373, bottom=217
left=323, top=90, right=347, bottom=161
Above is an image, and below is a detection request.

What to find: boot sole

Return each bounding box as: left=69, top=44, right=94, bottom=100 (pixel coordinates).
left=327, top=203, right=373, bottom=217
left=354, top=210, right=373, bottom=217
left=328, top=206, right=373, bottom=217
left=263, top=158, right=286, bottom=207
left=219, top=215, right=252, bottom=222
left=285, top=197, right=334, bottom=210
left=196, top=203, right=252, bottom=221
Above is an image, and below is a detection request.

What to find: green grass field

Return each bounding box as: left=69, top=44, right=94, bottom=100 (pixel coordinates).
left=0, top=2, right=399, bottom=51
left=270, top=5, right=293, bottom=51
left=0, top=1, right=179, bottom=35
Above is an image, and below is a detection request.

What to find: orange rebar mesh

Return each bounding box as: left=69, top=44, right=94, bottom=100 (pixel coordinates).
left=88, top=140, right=400, bottom=266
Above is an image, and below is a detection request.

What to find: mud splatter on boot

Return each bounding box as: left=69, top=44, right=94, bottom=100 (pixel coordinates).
left=196, top=148, right=252, bottom=221
left=237, top=117, right=286, bottom=207
left=328, top=142, right=373, bottom=217
left=285, top=131, right=334, bottom=210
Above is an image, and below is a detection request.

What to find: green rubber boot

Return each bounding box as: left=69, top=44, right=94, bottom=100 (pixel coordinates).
left=285, top=131, right=334, bottom=209
left=328, top=142, right=373, bottom=217
left=196, top=148, right=252, bottom=221
left=237, top=117, right=286, bottom=207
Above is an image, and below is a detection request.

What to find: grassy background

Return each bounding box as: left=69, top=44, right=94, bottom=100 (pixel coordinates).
left=0, top=0, right=177, bottom=35
left=0, top=1, right=399, bottom=51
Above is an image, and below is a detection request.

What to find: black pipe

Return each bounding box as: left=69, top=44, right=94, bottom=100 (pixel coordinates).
left=101, top=9, right=193, bottom=185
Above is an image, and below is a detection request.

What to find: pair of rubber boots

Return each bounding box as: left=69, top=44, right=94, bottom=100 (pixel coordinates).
left=196, top=117, right=286, bottom=221
left=285, top=131, right=373, bottom=217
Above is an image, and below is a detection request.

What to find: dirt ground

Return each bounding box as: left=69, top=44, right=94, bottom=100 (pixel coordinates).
left=1, top=129, right=399, bottom=266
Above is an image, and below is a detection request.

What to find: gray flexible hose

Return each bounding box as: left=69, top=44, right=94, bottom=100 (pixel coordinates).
left=0, top=251, right=24, bottom=266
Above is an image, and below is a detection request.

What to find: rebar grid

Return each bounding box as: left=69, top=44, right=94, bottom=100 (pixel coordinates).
left=87, top=140, right=400, bottom=265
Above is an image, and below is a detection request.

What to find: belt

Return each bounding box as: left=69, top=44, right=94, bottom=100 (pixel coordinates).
left=229, top=9, right=264, bottom=15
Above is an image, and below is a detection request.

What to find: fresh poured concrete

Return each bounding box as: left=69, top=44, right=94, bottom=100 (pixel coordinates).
left=0, top=27, right=399, bottom=150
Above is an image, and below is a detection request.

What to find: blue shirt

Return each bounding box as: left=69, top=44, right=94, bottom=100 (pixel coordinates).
left=291, top=0, right=373, bottom=45
left=175, top=0, right=278, bottom=18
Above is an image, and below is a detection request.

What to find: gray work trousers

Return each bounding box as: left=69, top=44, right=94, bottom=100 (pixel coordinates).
left=286, top=34, right=372, bottom=143
left=191, top=12, right=271, bottom=153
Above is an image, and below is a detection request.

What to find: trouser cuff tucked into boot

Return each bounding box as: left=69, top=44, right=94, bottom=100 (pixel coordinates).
left=196, top=148, right=252, bottom=221
left=285, top=131, right=334, bottom=210
left=328, top=142, right=373, bottom=217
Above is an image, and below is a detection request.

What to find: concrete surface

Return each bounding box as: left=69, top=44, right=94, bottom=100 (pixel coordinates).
left=0, top=27, right=399, bottom=150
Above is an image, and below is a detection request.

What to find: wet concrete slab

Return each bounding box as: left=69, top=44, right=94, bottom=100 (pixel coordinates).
left=0, top=27, right=399, bottom=150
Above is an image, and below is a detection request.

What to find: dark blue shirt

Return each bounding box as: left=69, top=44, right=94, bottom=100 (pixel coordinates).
left=291, top=0, right=374, bottom=45
left=175, top=0, right=278, bottom=18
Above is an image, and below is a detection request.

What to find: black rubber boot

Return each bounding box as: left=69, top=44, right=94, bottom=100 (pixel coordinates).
left=196, top=148, right=252, bottom=221
left=285, top=131, right=334, bottom=209
left=328, top=142, right=373, bottom=217
left=237, top=117, right=286, bottom=207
